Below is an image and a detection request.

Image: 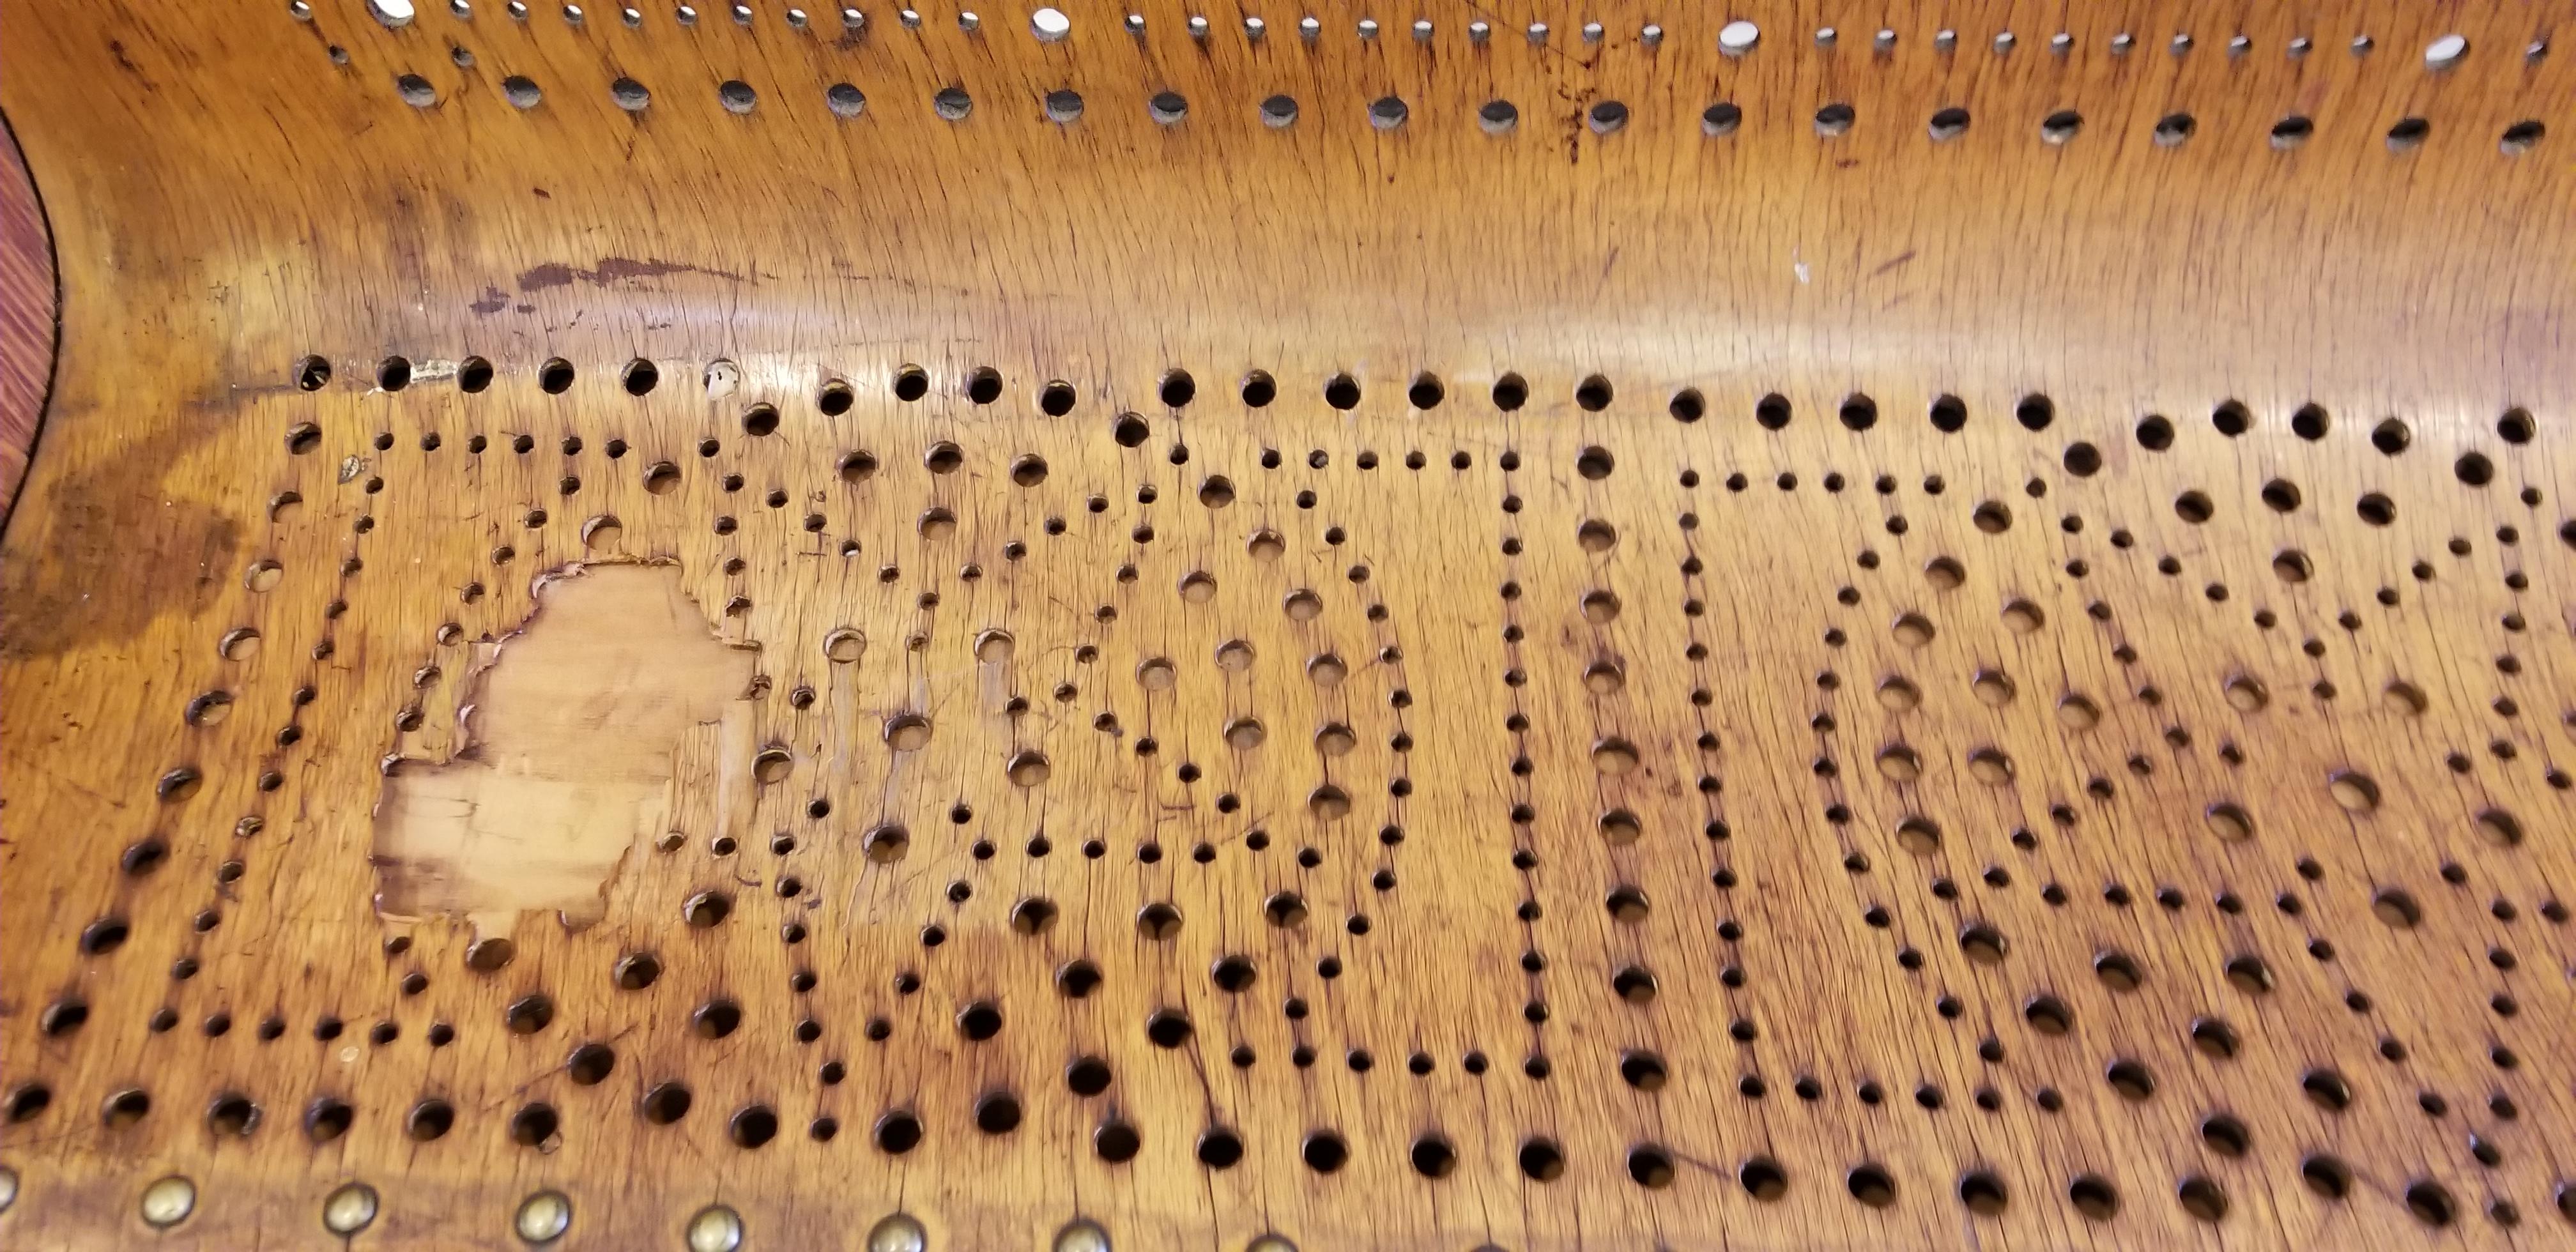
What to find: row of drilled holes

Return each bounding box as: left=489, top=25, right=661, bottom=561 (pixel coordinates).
left=0, top=1067, right=2511, bottom=1226
left=334, top=0, right=2543, bottom=70
left=1, top=1069, right=2517, bottom=1224
left=281, top=356, right=2553, bottom=450
left=11, top=942, right=2558, bottom=1092
left=275, top=421, right=2565, bottom=583
left=376, top=70, right=2557, bottom=155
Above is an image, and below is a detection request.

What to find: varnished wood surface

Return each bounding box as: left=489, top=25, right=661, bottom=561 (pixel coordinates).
left=1, top=2, right=2570, bottom=1248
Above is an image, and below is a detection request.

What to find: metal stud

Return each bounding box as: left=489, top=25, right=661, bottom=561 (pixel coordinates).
left=323, top=1183, right=380, bottom=1235
left=1717, top=19, right=1757, bottom=54
left=686, top=1204, right=744, bottom=1252
left=868, top=1212, right=929, bottom=1252
left=1055, top=1218, right=1112, bottom=1252
left=516, top=1191, right=573, bottom=1244
left=139, top=1176, right=196, bottom=1228
left=0, top=1164, right=19, bottom=1214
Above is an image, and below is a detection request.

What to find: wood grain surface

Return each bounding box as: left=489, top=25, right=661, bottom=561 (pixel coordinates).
left=1, top=2, right=2570, bottom=1248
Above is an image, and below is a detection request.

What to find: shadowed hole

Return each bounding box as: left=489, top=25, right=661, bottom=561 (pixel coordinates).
left=1303, top=1130, right=1350, bottom=1173
left=405, top=1098, right=453, bottom=1141
left=2069, top=1173, right=2119, bottom=1219
left=2178, top=1176, right=2229, bottom=1223
left=1627, top=1145, right=1676, bottom=1188
left=973, top=1092, right=1022, bottom=1134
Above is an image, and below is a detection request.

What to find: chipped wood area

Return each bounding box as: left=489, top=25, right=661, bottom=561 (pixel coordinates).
left=372, top=563, right=756, bottom=933
left=1, top=2, right=2573, bottom=1249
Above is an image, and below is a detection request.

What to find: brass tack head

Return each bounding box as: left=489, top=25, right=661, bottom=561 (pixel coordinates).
left=322, top=1182, right=379, bottom=1234
left=867, top=1212, right=928, bottom=1252
left=139, top=1175, right=197, bottom=1228
left=686, top=1204, right=744, bottom=1252
left=1055, top=1218, right=1110, bottom=1252
left=516, top=1190, right=573, bottom=1244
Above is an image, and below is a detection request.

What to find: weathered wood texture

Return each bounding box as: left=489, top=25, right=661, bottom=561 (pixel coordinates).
left=1, top=1, right=2571, bottom=1248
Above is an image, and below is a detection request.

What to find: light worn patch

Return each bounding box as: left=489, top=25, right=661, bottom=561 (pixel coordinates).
left=371, top=563, right=753, bottom=933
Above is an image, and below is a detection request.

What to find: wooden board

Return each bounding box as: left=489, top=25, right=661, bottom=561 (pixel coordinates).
left=1, top=2, right=2570, bottom=1248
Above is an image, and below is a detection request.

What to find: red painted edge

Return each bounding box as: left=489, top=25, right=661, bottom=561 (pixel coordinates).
left=0, top=109, right=61, bottom=524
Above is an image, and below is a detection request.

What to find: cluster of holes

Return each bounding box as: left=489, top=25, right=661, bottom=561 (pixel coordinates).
left=91, top=324, right=2559, bottom=1223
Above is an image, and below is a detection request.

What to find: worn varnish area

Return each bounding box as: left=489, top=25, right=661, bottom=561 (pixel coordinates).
left=373, top=563, right=754, bottom=933
left=1, top=2, right=2573, bottom=1249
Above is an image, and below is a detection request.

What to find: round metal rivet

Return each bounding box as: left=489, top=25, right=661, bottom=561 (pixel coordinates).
left=867, top=1212, right=928, bottom=1252
left=516, top=1190, right=573, bottom=1244
left=323, top=1182, right=380, bottom=1234
left=687, top=1205, right=744, bottom=1252
left=140, top=1176, right=197, bottom=1228
left=1055, top=1218, right=1110, bottom=1252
